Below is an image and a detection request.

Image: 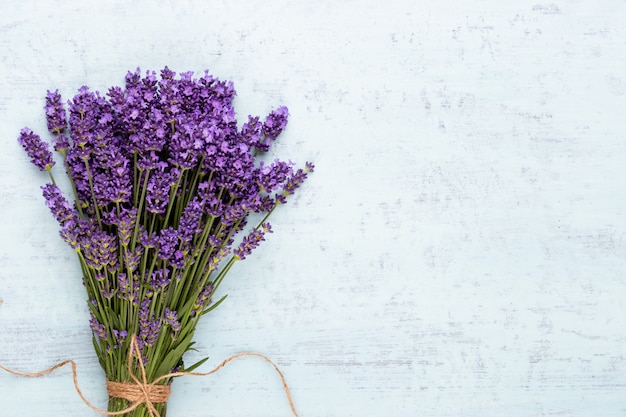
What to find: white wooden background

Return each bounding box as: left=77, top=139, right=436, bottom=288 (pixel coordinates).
left=1, top=1, right=626, bottom=416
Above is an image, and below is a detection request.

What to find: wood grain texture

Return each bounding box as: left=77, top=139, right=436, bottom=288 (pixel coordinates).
left=1, top=1, right=626, bottom=416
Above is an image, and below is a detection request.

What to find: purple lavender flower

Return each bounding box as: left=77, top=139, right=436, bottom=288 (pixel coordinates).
left=233, top=227, right=267, bottom=260
left=146, top=165, right=176, bottom=215
left=53, top=134, right=70, bottom=153
left=90, top=314, right=107, bottom=341
left=240, top=115, right=262, bottom=147
left=123, top=247, right=141, bottom=272
left=257, top=159, right=294, bottom=193
left=117, top=273, right=130, bottom=295
left=82, top=229, right=119, bottom=271
left=170, top=249, right=187, bottom=269
left=163, top=308, right=181, bottom=333
left=149, top=269, right=171, bottom=292
left=197, top=180, right=224, bottom=217
left=68, top=86, right=99, bottom=155
left=59, top=218, right=90, bottom=252
left=139, top=228, right=158, bottom=249
left=18, top=128, right=55, bottom=171
left=111, top=69, right=165, bottom=155
left=118, top=272, right=140, bottom=302
left=256, top=106, right=289, bottom=152
left=168, top=129, right=199, bottom=169
left=136, top=151, right=161, bottom=171
left=220, top=202, right=246, bottom=227
left=263, top=106, right=289, bottom=138
left=45, top=89, right=68, bottom=134
left=114, top=329, right=128, bottom=340
left=261, top=222, right=273, bottom=234
left=41, top=183, right=76, bottom=226
left=199, top=284, right=214, bottom=302
left=64, top=150, right=90, bottom=208
left=254, top=195, right=278, bottom=213
left=280, top=162, right=314, bottom=199
left=138, top=301, right=161, bottom=349
left=157, top=227, right=179, bottom=261
left=105, top=206, right=137, bottom=247
left=178, top=199, right=204, bottom=243
left=275, top=194, right=287, bottom=205
left=101, top=287, right=115, bottom=300
left=191, top=284, right=215, bottom=316
left=92, top=148, right=132, bottom=205
left=112, top=329, right=128, bottom=349
left=202, top=247, right=231, bottom=276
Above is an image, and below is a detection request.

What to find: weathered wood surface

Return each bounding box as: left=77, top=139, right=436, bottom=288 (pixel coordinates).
left=1, top=1, right=626, bottom=416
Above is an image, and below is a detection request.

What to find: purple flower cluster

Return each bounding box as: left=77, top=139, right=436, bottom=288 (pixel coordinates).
left=45, top=89, right=68, bottom=134
left=138, top=300, right=162, bottom=350
left=18, top=67, right=312, bottom=383
left=41, top=183, right=76, bottom=226
left=163, top=307, right=181, bottom=333
left=18, top=128, right=55, bottom=171
left=90, top=313, right=107, bottom=341
left=234, top=223, right=272, bottom=260
left=191, top=284, right=215, bottom=316
left=145, top=164, right=176, bottom=215
left=112, top=329, right=128, bottom=350
left=259, top=106, right=289, bottom=149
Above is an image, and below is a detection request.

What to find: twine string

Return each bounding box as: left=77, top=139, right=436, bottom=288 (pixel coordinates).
left=0, top=334, right=298, bottom=417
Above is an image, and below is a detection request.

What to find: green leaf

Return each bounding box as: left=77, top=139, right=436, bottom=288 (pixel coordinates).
left=107, top=306, right=121, bottom=329
left=183, top=356, right=209, bottom=373
left=92, top=337, right=105, bottom=369
left=179, top=297, right=197, bottom=318
left=153, top=331, right=195, bottom=377
left=201, top=294, right=228, bottom=315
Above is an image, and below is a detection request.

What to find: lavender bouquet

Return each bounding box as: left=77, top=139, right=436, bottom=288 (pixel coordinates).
left=17, top=67, right=312, bottom=417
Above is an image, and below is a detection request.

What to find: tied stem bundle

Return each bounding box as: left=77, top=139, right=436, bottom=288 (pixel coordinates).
left=16, top=67, right=312, bottom=417
left=1, top=334, right=299, bottom=417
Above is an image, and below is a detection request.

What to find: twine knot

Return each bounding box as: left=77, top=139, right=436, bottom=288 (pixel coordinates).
left=106, top=380, right=171, bottom=404
left=102, top=334, right=173, bottom=417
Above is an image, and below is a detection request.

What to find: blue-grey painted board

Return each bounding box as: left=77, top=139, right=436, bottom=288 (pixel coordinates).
left=1, top=1, right=626, bottom=416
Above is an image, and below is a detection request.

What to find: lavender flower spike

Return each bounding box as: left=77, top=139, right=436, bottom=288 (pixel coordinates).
left=263, top=106, right=289, bottom=140
left=45, top=89, right=68, bottom=134
left=41, top=183, right=76, bottom=227
left=256, top=106, right=289, bottom=152
left=233, top=226, right=267, bottom=260
left=17, top=128, right=55, bottom=171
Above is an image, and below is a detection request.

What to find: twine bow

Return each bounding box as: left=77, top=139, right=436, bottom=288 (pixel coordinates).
left=0, top=334, right=298, bottom=417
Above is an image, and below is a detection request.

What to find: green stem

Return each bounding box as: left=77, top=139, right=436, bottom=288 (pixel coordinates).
left=83, top=159, right=102, bottom=227
left=47, top=169, right=56, bottom=186
left=161, top=169, right=185, bottom=229
left=133, top=152, right=139, bottom=206
left=130, top=170, right=151, bottom=251
left=62, top=157, right=85, bottom=218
